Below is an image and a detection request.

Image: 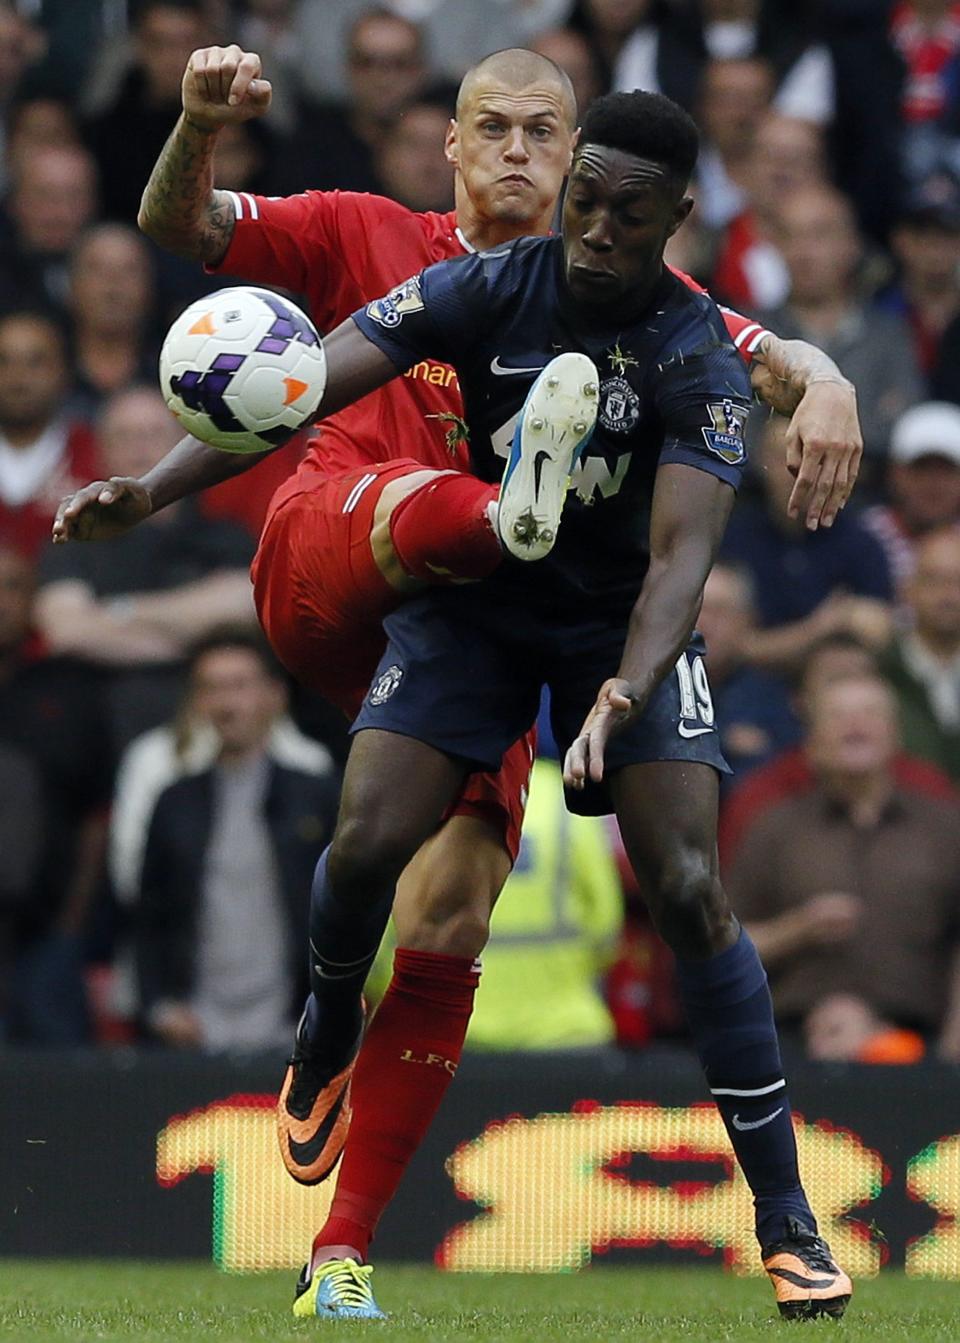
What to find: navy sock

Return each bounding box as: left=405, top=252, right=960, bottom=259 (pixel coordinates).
left=674, top=926, right=815, bottom=1248
left=303, top=846, right=393, bottom=1073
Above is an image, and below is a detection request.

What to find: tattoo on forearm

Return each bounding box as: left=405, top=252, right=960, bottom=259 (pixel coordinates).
left=139, top=116, right=235, bottom=263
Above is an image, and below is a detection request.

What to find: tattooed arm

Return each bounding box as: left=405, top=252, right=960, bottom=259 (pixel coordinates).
left=137, top=45, right=272, bottom=264
left=750, top=333, right=862, bottom=531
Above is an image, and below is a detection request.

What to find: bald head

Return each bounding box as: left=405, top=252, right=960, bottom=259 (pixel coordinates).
left=458, top=48, right=577, bottom=128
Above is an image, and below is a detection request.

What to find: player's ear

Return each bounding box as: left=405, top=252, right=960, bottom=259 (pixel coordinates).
left=565, top=126, right=580, bottom=172
left=444, top=118, right=459, bottom=167
left=666, top=195, right=695, bottom=238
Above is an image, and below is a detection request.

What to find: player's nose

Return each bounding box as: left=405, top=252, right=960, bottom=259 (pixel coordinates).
left=582, top=216, right=613, bottom=250
left=502, top=127, right=530, bottom=161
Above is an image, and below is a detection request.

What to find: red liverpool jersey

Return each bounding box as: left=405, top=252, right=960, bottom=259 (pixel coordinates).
left=211, top=189, right=766, bottom=480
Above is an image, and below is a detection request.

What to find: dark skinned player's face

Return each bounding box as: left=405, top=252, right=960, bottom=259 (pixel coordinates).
left=562, top=144, right=693, bottom=318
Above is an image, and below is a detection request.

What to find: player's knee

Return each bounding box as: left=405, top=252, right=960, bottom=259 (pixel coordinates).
left=652, top=854, right=733, bottom=959
left=327, top=814, right=419, bottom=898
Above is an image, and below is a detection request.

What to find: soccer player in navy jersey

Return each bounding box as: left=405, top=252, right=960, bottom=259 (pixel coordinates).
left=55, top=47, right=860, bottom=1320
left=290, top=88, right=853, bottom=1320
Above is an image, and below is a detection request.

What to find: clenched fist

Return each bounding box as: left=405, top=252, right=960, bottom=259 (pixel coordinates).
left=182, top=45, right=272, bottom=131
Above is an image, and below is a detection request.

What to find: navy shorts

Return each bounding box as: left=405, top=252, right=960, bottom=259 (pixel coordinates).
left=352, top=589, right=729, bottom=816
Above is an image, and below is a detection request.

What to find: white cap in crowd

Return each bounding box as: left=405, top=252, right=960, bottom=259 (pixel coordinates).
left=890, top=402, right=960, bottom=467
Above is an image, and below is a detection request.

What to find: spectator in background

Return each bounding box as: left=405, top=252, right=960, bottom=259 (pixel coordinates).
left=85, top=0, right=212, bottom=222
left=375, top=91, right=456, bottom=214
left=291, top=0, right=568, bottom=98
left=691, top=55, right=774, bottom=232
left=530, top=27, right=603, bottom=119
left=883, top=171, right=960, bottom=379
left=4, top=97, right=82, bottom=178
left=718, top=632, right=957, bottom=868
left=0, top=144, right=98, bottom=311
left=368, top=756, right=623, bottom=1051
left=727, top=673, right=960, bottom=1060
left=891, top=0, right=960, bottom=188
left=880, top=527, right=960, bottom=783
left=35, top=385, right=255, bottom=753
left=711, top=113, right=825, bottom=312
left=67, top=224, right=160, bottom=422
left=698, top=561, right=797, bottom=782
left=761, top=185, right=923, bottom=465
left=720, top=415, right=894, bottom=677
left=862, top=402, right=960, bottom=599
left=569, top=0, right=654, bottom=90
left=615, top=0, right=834, bottom=127
left=0, top=310, right=100, bottom=561
left=0, top=544, right=113, bottom=1046
left=277, top=8, right=426, bottom=196
left=236, top=0, right=301, bottom=133
left=0, top=5, right=48, bottom=193
left=135, top=627, right=340, bottom=1051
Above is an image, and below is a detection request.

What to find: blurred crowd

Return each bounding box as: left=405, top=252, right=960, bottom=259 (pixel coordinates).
left=2, top=0, right=960, bottom=1064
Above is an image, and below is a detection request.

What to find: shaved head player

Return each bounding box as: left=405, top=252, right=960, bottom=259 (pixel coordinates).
left=56, top=44, right=862, bottom=1320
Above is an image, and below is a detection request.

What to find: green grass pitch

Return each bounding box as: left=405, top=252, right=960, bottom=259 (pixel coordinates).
left=4, top=1262, right=960, bottom=1342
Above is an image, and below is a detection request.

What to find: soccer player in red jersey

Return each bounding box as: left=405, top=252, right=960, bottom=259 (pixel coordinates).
left=56, top=44, right=862, bottom=1318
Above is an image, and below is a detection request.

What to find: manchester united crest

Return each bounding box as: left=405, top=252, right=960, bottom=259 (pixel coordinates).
left=598, top=375, right=641, bottom=434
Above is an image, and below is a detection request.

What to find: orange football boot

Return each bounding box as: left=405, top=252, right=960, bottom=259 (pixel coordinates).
left=762, top=1217, right=853, bottom=1320
left=277, top=1012, right=362, bottom=1185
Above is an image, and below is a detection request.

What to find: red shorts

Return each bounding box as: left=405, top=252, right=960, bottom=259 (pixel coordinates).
left=252, top=460, right=533, bottom=860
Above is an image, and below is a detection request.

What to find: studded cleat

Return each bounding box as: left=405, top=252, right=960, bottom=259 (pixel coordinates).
left=762, top=1217, right=853, bottom=1320
left=276, top=1011, right=360, bottom=1186
left=293, top=1257, right=387, bottom=1320
left=497, top=351, right=598, bottom=562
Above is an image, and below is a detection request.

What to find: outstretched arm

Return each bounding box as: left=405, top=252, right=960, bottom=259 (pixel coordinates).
left=565, top=464, right=734, bottom=788
left=138, top=44, right=272, bottom=262
left=53, top=320, right=400, bottom=542
left=749, top=334, right=861, bottom=532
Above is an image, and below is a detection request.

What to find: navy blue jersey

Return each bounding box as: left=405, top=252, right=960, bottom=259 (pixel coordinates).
left=352, top=234, right=752, bottom=616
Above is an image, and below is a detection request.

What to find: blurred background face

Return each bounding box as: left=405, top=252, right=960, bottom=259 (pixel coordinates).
left=799, top=642, right=876, bottom=714
left=137, top=3, right=207, bottom=105
left=757, top=417, right=796, bottom=521
left=191, top=646, right=285, bottom=756
left=378, top=103, right=454, bottom=212
left=347, top=14, right=425, bottom=123
left=747, top=115, right=825, bottom=210
left=10, top=147, right=97, bottom=256
left=0, top=317, right=67, bottom=432
left=777, top=188, right=861, bottom=306
left=890, top=457, right=960, bottom=532
left=891, top=220, right=960, bottom=289
left=98, top=388, right=183, bottom=479
left=806, top=678, right=899, bottom=779
left=698, top=564, right=754, bottom=679
left=698, top=58, right=773, bottom=160
left=910, top=531, right=960, bottom=644
left=0, top=546, right=35, bottom=655
left=212, top=122, right=265, bottom=191
left=6, top=99, right=80, bottom=177
left=531, top=28, right=599, bottom=118
left=580, top=0, right=652, bottom=44
left=0, top=7, right=43, bottom=95
left=69, top=226, right=153, bottom=336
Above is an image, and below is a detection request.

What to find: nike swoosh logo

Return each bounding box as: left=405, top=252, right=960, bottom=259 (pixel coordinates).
left=678, top=722, right=715, bottom=738
left=491, top=356, right=546, bottom=376
left=733, top=1106, right=784, bottom=1131
left=533, top=449, right=550, bottom=497
left=767, top=1266, right=838, bottom=1291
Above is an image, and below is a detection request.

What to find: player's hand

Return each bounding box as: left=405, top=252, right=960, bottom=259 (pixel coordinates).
left=182, top=45, right=272, bottom=130
left=52, top=477, right=153, bottom=543
left=784, top=379, right=862, bottom=532
left=564, top=677, right=636, bottom=789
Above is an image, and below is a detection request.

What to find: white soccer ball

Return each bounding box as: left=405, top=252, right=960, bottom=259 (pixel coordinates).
left=159, top=286, right=327, bottom=454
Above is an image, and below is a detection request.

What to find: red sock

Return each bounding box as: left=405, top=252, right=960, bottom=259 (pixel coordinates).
left=311, top=948, right=479, bottom=1265
left=389, top=473, right=500, bottom=581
